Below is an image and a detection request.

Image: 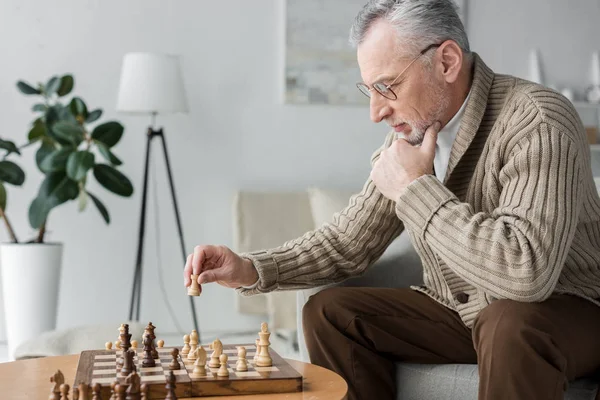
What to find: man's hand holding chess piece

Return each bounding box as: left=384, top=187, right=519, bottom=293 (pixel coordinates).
left=183, top=245, right=259, bottom=295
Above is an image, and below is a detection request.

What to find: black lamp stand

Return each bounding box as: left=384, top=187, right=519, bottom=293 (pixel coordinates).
left=128, top=125, right=200, bottom=340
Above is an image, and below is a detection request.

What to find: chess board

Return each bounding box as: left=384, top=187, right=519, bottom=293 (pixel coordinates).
left=73, top=344, right=302, bottom=399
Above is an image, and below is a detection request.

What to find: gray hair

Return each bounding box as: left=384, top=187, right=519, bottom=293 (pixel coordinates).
left=350, top=0, right=471, bottom=61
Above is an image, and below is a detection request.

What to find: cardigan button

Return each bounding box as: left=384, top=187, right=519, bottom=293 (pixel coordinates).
left=456, top=292, right=469, bottom=304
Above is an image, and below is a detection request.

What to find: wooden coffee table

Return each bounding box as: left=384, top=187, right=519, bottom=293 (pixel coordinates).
left=0, top=354, right=348, bottom=399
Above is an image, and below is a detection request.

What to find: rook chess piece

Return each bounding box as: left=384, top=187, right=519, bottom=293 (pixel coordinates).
left=165, top=371, right=177, bottom=400
left=236, top=347, right=248, bottom=372
left=50, top=369, right=65, bottom=400
left=208, top=339, right=222, bottom=368
left=190, top=347, right=207, bottom=378
left=60, top=383, right=70, bottom=400
left=217, top=354, right=229, bottom=377
left=142, top=333, right=156, bottom=368
left=181, top=334, right=190, bottom=356
left=256, top=322, right=272, bottom=367
left=188, top=274, right=201, bottom=296
left=169, top=348, right=181, bottom=370
left=187, top=330, right=198, bottom=360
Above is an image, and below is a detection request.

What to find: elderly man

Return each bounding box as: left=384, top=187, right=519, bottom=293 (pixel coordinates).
left=184, top=1, right=600, bottom=399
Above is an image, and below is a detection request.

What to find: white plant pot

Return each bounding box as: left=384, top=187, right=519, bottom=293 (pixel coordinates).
left=0, top=243, right=63, bottom=360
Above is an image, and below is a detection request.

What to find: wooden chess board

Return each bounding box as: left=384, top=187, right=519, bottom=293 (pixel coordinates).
left=73, top=344, right=303, bottom=399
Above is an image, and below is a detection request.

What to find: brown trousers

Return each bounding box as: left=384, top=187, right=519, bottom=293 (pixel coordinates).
left=303, top=287, right=600, bottom=400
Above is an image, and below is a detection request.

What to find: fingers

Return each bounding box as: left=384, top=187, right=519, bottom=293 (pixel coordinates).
left=191, top=245, right=210, bottom=276
left=183, top=254, right=193, bottom=287
left=199, top=269, right=224, bottom=285
left=420, top=121, right=442, bottom=155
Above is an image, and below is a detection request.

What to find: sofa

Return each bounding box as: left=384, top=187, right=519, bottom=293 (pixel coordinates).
left=233, top=187, right=600, bottom=400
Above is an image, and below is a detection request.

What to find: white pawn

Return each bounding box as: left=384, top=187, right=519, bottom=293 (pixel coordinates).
left=190, top=347, right=207, bottom=378
left=256, top=322, right=272, bottom=367
left=187, top=330, right=198, bottom=360
left=181, top=334, right=191, bottom=357
left=236, top=347, right=248, bottom=372
left=217, top=354, right=229, bottom=377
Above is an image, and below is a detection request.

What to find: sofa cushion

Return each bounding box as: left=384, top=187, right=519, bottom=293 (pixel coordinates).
left=396, top=363, right=599, bottom=400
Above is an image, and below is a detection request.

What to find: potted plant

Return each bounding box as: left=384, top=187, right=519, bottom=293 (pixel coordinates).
left=0, top=74, right=134, bottom=359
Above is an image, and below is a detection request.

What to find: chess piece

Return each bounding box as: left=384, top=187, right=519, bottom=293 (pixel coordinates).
left=105, top=341, right=113, bottom=350
left=217, top=354, right=229, bottom=377
left=187, top=330, right=198, bottom=360
left=236, top=347, right=248, bottom=372
left=157, top=339, right=164, bottom=348
left=121, top=348, right=136, bottom=376
left=125, top=371, right=141, bottom=400
left=114, top=340, right=122, bottom=350
left=181, top=334, right=190, bottom=357
left=165, top=371, right=177, bottom=400
left=72, top=387, right=79, bottom=400
left=140, top=383, right=148, bottom=400
left=144, top=322, right=158, bottom=359
left=142, top=333, right=156, bottom=368
left=190, top=347, right=207, bottom=378
left=91, top=383, right=101, bottom=400
left=131, top=340, right=138, bottom=350
left=188, top=274, right=201, bottom=296
left=256, top=322, right=272, bottom=367
left=118, top=324, right=132, bottom=367
left=60, top=383, right=70, bottom=400
left=77, top=383, right=89, bottom=400
left=115, top=383, right=127, bottom=400
left=49, top=369, right=65, bottom=400
left=253, top=338, right=260, bottom=363
left=169, top=347, right=181, bottom=370
left=116, top=323, right=125, bottom=348
left=208, top=339, right=222, bottom=368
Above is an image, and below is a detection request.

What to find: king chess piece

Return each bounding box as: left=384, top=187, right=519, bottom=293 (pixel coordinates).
left=256, top=322, right=272, bottom=367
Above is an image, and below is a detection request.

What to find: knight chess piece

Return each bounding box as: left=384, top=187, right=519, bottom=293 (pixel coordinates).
left=125, top=371, right=142, bottom=399
left=49, top=369, right=65, bottom=400
left=190, top=347, right=207, bottom=378
left=187, top=330, right=198, bottom=360
left=208, top=339, right=222, bottom=368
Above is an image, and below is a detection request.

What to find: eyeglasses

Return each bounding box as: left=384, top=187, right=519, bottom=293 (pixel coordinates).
left=356, top=43, right=441, bottom=100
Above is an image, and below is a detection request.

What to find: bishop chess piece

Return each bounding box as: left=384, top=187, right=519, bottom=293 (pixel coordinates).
left=190, top=347, right=207, bottom=378
left=142, top=333, right=156, bottom=368
left=256, top=322, right=272, bottom=367
left=165, top=371, right=177, bottom=400
left=188, top=274, right=201, bottom=296
left=60, top=383, right=70, bottom=400
left=253, top=338, right=260, bottom=363
left=49, top=369, right=65, bottom=400
left=217, top=354, right=229, bottom=377
left=187, top=330, right=198, bottom=360
left=169, top=348, right=181, bottom=370
left=181, top=334, right=190, bottom=357
left=121, top=348, right=136, bottom=376
left=236, top=346, right=248, bottom=372
left=208, top=339, right=222, bottom=368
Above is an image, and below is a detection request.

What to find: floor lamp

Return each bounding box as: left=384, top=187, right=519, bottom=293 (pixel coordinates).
left=116, top=52, right=200, bottom=338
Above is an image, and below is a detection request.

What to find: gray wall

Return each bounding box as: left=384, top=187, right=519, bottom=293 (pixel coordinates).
left=0, top=0, right=598, bottom=339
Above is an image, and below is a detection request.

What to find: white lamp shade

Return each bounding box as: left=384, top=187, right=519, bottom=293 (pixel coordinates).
left=116, top=52, right=189, bottom=114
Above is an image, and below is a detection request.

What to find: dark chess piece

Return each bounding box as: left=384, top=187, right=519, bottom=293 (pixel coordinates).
left=119, top=324, right=132, bottom=367
left=169, top=348, right=181, bottom=370
left=115, top=383, right=127, bottom=400
left=140, top=383, right=148, bottom=400
left=76, top=383, right=89, bottom=400
left=60, top=383, right=70, bottom=400
left=142, top=333, right=156, bottom=368
left=121, top=348, right=136, bottom=376
left=125, top=371, right=142, bottom=400
left=165, top=371, right=177, bottom=400
left=145, top=322, right=158, bottom=359
left=91, top=383, right=101, bottom=400
left=49, top=369, right=65, bottom=400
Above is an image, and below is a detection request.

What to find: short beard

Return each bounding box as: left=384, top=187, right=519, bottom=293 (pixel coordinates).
left=402, top=79, right=450, bottom=146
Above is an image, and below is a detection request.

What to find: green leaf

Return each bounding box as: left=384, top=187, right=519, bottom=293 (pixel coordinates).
left=45, top=76, right=61, bottom=96
left=0, top=139, right=21, bottom=156
left=57, top=75, right=74, bottom=97
left=28, top=119, right=46, bottom=142
left=17, top=81, right=41, bottom=95
left=93, top=164, right=133, bottom=197
left=40, top=147, right=74, bottom=173
left=35, top=141, right=55, bottom=172
left=44, top=106, right=73, bottom=146
left=86, top=191, right=110, bottom=223
left=32, top=103, right=46, bottom=112
left=28, top=197, right=50, bottom=229
left=86, top=109, right=103, bottom=123
left=0, top=161, right=25, bottom=186
left=0, top=182, right=6, bottom=212
left=52, top=121, right=84, bottom=145
left=91, top=122, right=124, bottom=148
left=78, top=188, right=87, bottom=211
left=96, top=142, right=122, bottom=166
left=69, top=97, right=88, bottom=119
left=66, top=151, right=95, bottom=181
left=29, top=171, right=79, bottom=228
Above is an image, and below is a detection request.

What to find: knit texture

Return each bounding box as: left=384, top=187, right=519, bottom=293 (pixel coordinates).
left=237, top=53, right=600, bottom=328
